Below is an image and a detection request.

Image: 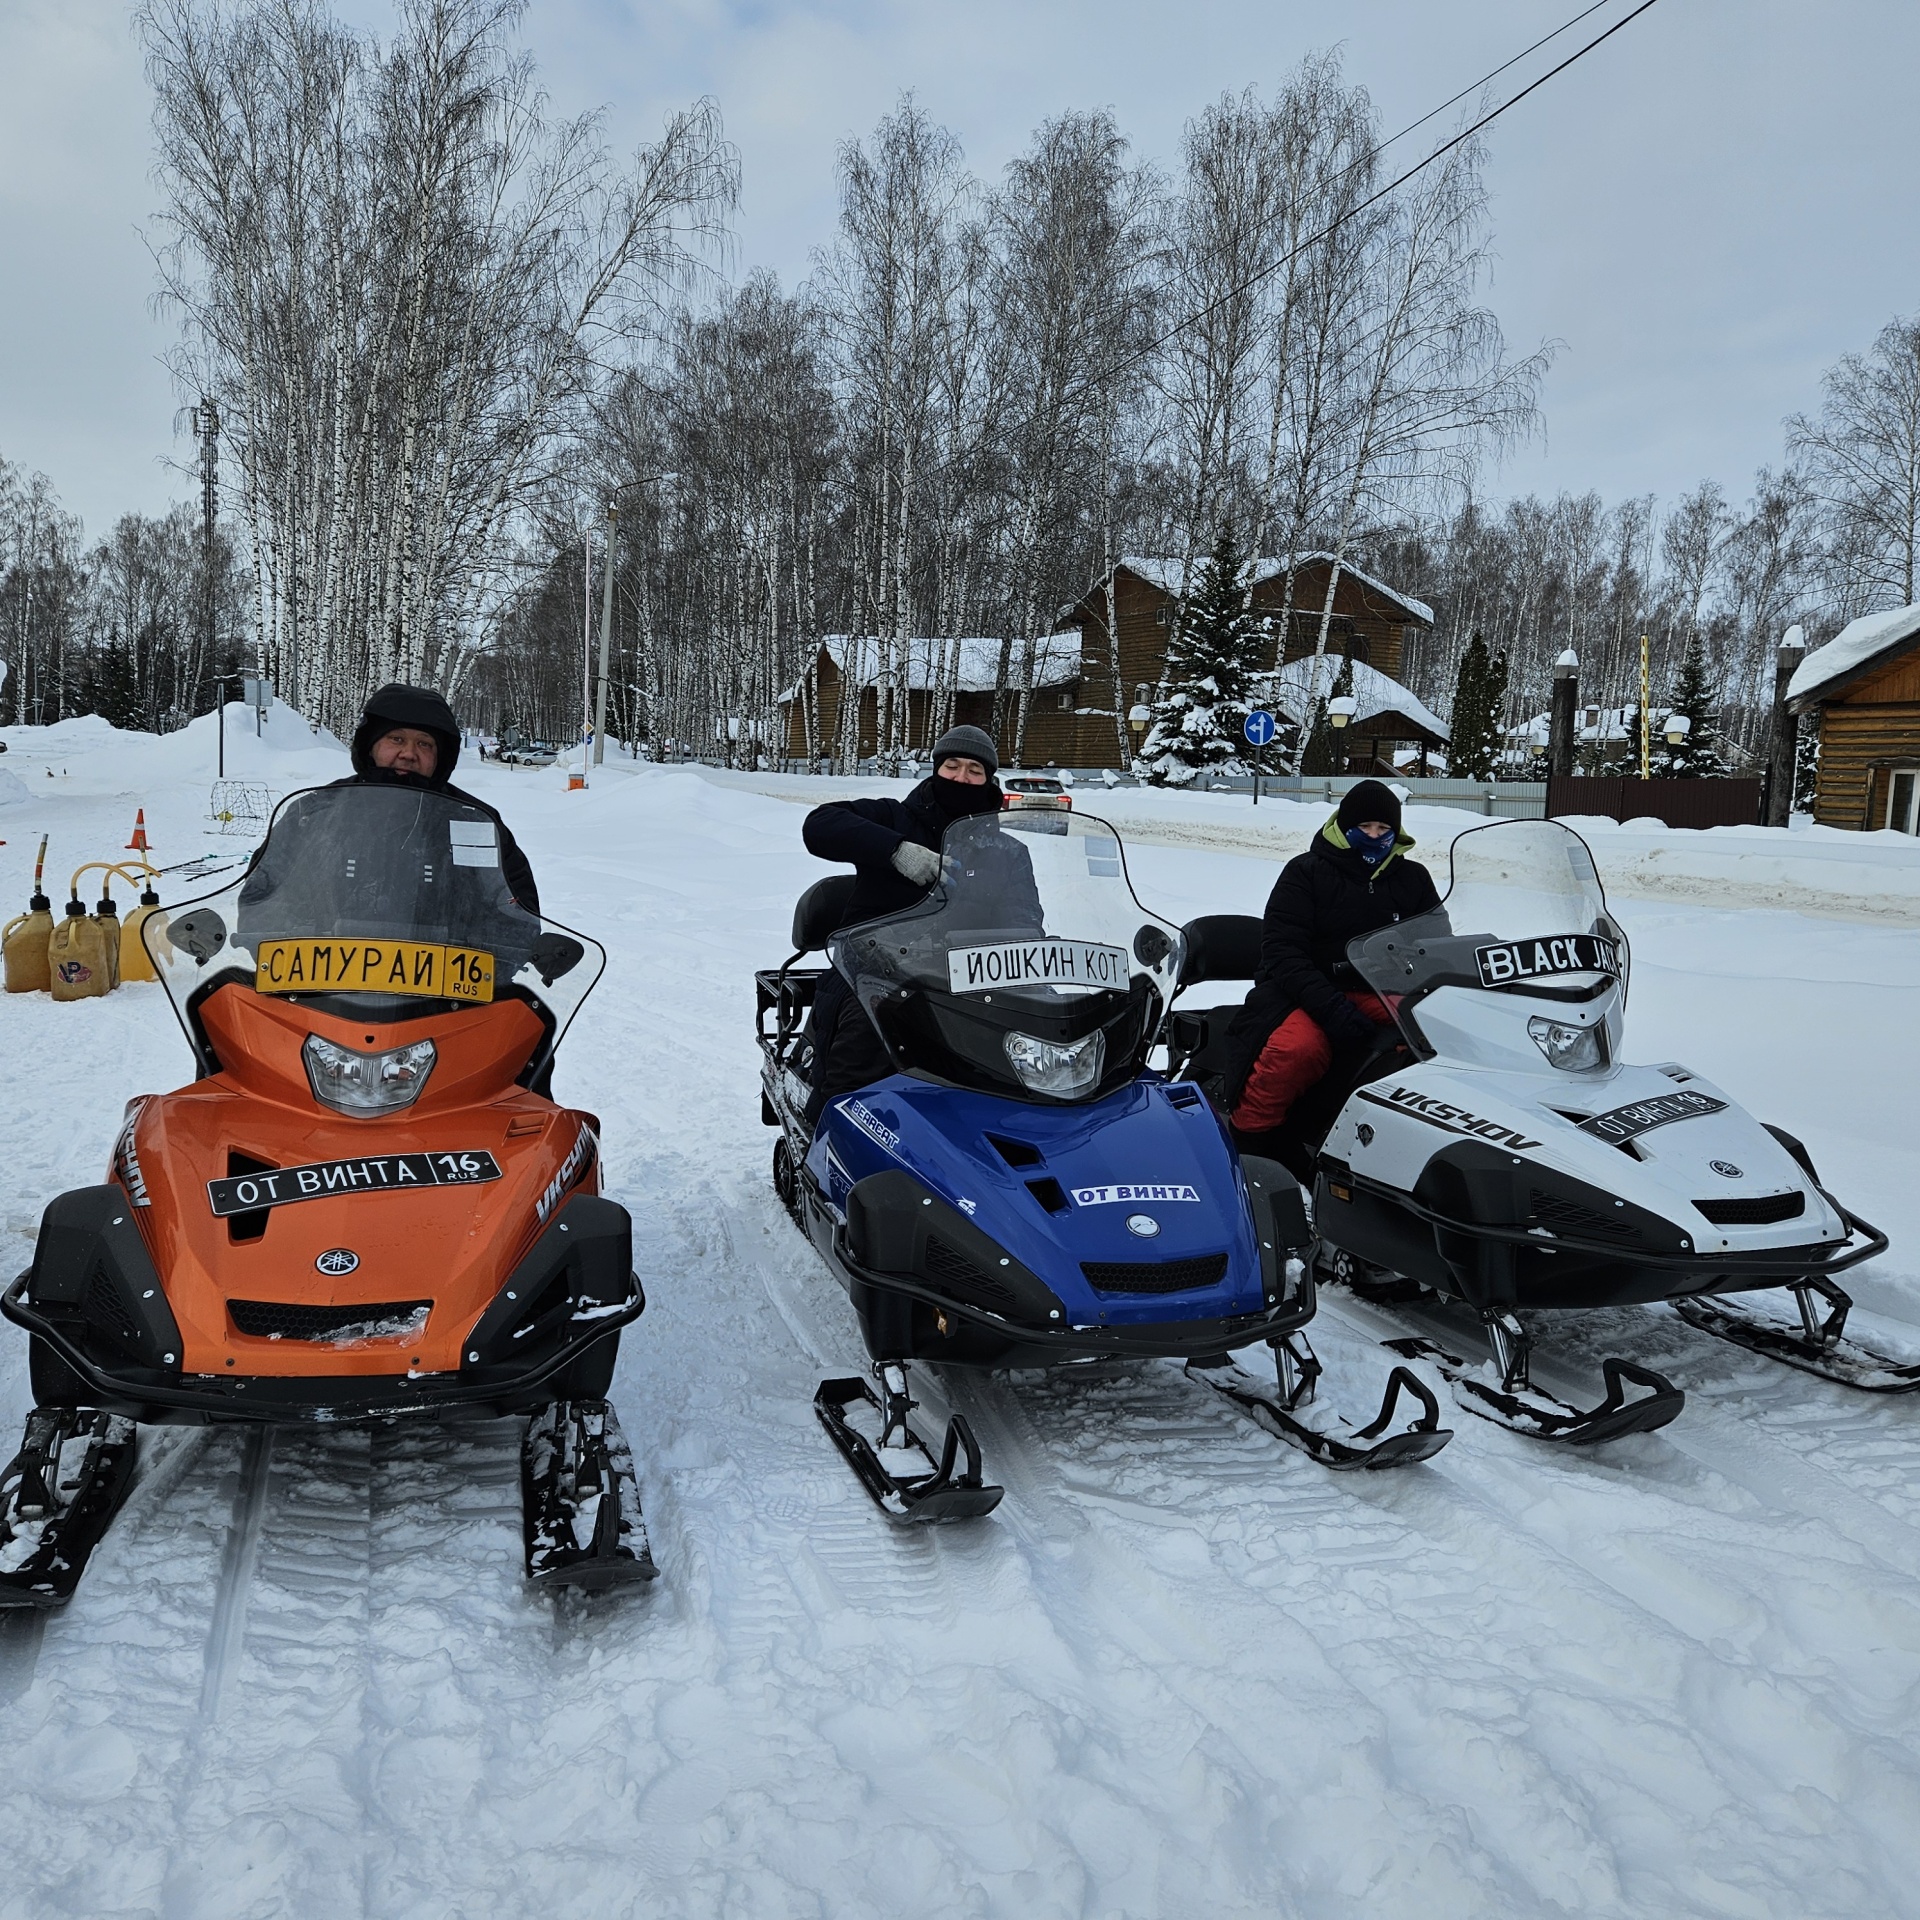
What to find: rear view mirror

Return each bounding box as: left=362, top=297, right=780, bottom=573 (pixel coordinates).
left=171, top=909, right=227, bottom=965
left=528, top=932, right=584, bottom=986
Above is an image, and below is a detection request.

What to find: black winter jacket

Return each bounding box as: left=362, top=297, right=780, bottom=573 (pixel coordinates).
left=1219, top=820, right=1441, bottom=1105
left=337, top=769, right=539, bottom=914
left=801, top=775, right=1032, bottom=934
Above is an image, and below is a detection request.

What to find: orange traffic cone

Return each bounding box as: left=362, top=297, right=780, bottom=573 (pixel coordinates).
left=125, top=808, right=150, bottom=854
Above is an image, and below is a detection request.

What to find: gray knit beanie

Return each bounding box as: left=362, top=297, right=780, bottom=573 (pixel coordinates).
left=929, top=724, right=999, bottom=774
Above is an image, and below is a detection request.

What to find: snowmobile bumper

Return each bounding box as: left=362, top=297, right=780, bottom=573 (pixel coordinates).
left=1317, top=1159, right=1887, bottom=1311
left=3, top=1187, right=644, bottom=1426
left=811, top=1167, right=1314, bottom=1368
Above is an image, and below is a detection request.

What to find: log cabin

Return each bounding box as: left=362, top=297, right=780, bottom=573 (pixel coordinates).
left=776, top=552, right=1442, bottom=770
left=1787, top=603, right=1920, bottom=831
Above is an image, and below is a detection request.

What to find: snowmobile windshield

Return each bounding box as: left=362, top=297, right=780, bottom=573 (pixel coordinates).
left=1347, top=819, right=1629, bottom=1047
left=829, top=810, right=1183, bottom=1104
left=144, top=783, right=604, bottom=1044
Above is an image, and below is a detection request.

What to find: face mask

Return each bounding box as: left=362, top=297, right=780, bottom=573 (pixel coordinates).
left=1350, top=829, right=1394, bottom=868
left=921, top=771, right=1002, bottom=820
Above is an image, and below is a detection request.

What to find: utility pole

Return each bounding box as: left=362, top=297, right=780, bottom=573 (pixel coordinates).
left=193, top=397, right=220, bottom=716
left=594, top=501, right=617, bottom=764
left=1765, top=624, right=1806, bottom=827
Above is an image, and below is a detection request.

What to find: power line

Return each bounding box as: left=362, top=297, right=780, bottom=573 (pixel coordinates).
left=1107, top=0, right=1664, bottom=381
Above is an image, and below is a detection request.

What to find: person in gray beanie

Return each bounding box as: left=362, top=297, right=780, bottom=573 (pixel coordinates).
left=797, top=725, right=1027, bottom=1126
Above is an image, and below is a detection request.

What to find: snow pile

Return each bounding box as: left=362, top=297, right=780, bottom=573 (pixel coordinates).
left=0, top=765, right=28, bottom=809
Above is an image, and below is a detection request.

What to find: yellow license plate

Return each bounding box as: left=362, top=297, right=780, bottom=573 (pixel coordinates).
left=254, top=938, right=495, bottom=1003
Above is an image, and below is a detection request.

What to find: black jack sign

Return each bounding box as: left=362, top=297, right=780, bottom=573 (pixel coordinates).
left=1474, top=933, right=1619, bottom=989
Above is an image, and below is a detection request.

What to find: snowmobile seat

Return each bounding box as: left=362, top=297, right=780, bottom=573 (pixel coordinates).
left=792, top=875, right=858, bottom=956
left=1179, top=913, right=1263, bottom=987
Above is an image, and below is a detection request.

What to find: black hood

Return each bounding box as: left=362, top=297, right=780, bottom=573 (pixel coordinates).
left=350, top=683, right=461, bottom=783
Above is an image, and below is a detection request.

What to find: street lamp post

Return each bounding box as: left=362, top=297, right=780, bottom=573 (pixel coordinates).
left=593, top=500, right=617, bottom=765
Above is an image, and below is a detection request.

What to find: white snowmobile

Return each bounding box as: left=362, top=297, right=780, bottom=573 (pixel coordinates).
left=1167, top=818, right=1893, bottom=1445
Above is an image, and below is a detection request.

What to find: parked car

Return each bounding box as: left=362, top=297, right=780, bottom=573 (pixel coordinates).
left=1000, top=772, right=1071, bottom=813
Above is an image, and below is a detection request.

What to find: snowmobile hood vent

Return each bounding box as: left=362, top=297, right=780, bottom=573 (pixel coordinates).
left=229, top=1298, right=431, bottom=1342
left=1082, top=1253, right=1229, bottom=1295
left=1693, top=1192, right=1806, bottom=1227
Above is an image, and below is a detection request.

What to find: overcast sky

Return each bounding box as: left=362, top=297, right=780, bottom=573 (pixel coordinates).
left=2, top=0, right=1915, bottom=542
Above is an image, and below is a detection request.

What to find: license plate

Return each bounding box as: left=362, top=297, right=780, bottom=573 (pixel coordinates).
left=946, top=939, right=1130, bottom=994
left=208, top=1150, right=504, bottom=1217
left=1474, top=933, right=1618, bottom=989
left=1577, top=1090, right=1727, bottom=1144
left=254, top=938, right=495, bottom=1002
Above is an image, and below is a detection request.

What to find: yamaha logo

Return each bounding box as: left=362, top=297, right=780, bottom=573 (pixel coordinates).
left=1709, top=1161, right=1743, bottom=1180
left=1125, top=1214, right=1161, bottom=1238
left=315, top=1247, right=360, bottom=1275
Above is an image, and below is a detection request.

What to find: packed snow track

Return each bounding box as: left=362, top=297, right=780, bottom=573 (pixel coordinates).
left=1, top=721, right=1918, bottom=1917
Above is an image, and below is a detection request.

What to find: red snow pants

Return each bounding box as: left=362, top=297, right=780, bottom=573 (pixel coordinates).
left=1229, top=991, right=1394, bottom=1133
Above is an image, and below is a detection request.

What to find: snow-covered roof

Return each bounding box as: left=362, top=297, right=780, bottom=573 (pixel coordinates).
left=1255, top=655, right=1448, bottom=742
left=1787, top=603, right=1920, bottom=708
left=778, top=632, right=1079, bottom=705
left=1103, top=554, right=1435, bottom=628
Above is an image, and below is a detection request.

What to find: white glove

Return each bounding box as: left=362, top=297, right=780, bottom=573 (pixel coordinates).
left=890, top=839, right=943, bottom=886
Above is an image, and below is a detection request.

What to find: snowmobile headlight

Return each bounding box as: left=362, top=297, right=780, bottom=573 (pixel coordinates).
left=1003, top=1028, right=1105, bottom=1098
left=303, top=1034, right=437, bottom=1114
left=1528, top=1016, right=1605, bottom=1072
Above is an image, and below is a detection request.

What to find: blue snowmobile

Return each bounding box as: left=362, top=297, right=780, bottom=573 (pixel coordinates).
left=757, top=808, right=1449, bottom=1521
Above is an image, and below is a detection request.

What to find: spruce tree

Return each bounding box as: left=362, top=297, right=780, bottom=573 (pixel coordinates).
left=1793, top=713, right=1820, bottom=813
left=1448, top=630, right=1503, bottom=781
left=1141, top=523, right=1255, bottom=785
left=1661, top=637, right=1732, bottom=777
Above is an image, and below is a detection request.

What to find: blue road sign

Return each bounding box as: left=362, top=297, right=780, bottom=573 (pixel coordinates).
left=1243, top=710, right=1278, bottom=747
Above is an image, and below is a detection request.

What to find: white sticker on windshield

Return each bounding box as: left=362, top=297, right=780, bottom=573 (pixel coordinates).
left=947, top=940, right=1130, bottom=993
left=449, top=818, right=499, bottom=868
left=1071, top=1183, right=1201, bottom=1206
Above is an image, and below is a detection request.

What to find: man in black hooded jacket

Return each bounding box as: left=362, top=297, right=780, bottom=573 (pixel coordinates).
left=344, top=683, right=540, bottom=912
left=238, top=683, right=541, bottom=950
left=798, top=723, right=1035, bottom=1127
left=1219, top=778, right=1441, bottom=1145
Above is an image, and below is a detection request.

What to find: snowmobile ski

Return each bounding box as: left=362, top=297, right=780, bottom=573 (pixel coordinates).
left=815, top=1368, right=1004, bottom=1523
left=0, top=1408, right=137, bottom=1610
left=522, top=1400, right=658, bottom=1590
left=1187, top=1334, right=1451, bottom=1470
left=1672, top=1277, right=1920, bottom=1393
left=1382, top=1332, right=1684, bottom=1446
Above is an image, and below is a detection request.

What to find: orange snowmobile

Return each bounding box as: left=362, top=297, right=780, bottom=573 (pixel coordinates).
left=0, top=781, right=652, bottom=1605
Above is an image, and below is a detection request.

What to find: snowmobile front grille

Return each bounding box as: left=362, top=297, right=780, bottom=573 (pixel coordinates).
left=922, top=1236, right=1018, bottom=1311
left=228, top=1298, right=432, bottom=1343
left=1529, top=1190, right=1640, bottom=1242
left=1081, top=1253, right=1229, bottom=1295
left=1693, top=1191, right=1807, bottom=1227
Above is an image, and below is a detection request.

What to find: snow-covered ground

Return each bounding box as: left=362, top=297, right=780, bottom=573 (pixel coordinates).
left=2, top=715, right=1919, bottom=1918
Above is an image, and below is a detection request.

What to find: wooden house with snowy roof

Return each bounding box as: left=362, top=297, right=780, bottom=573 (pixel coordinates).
left=1049, top=553, right=1442, bottom=771
left=1787, top=602, right=1920, bottom=831
left=777, top=633, right=1084, bottom=765
left=776, top=552, right=1442, bottom=770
